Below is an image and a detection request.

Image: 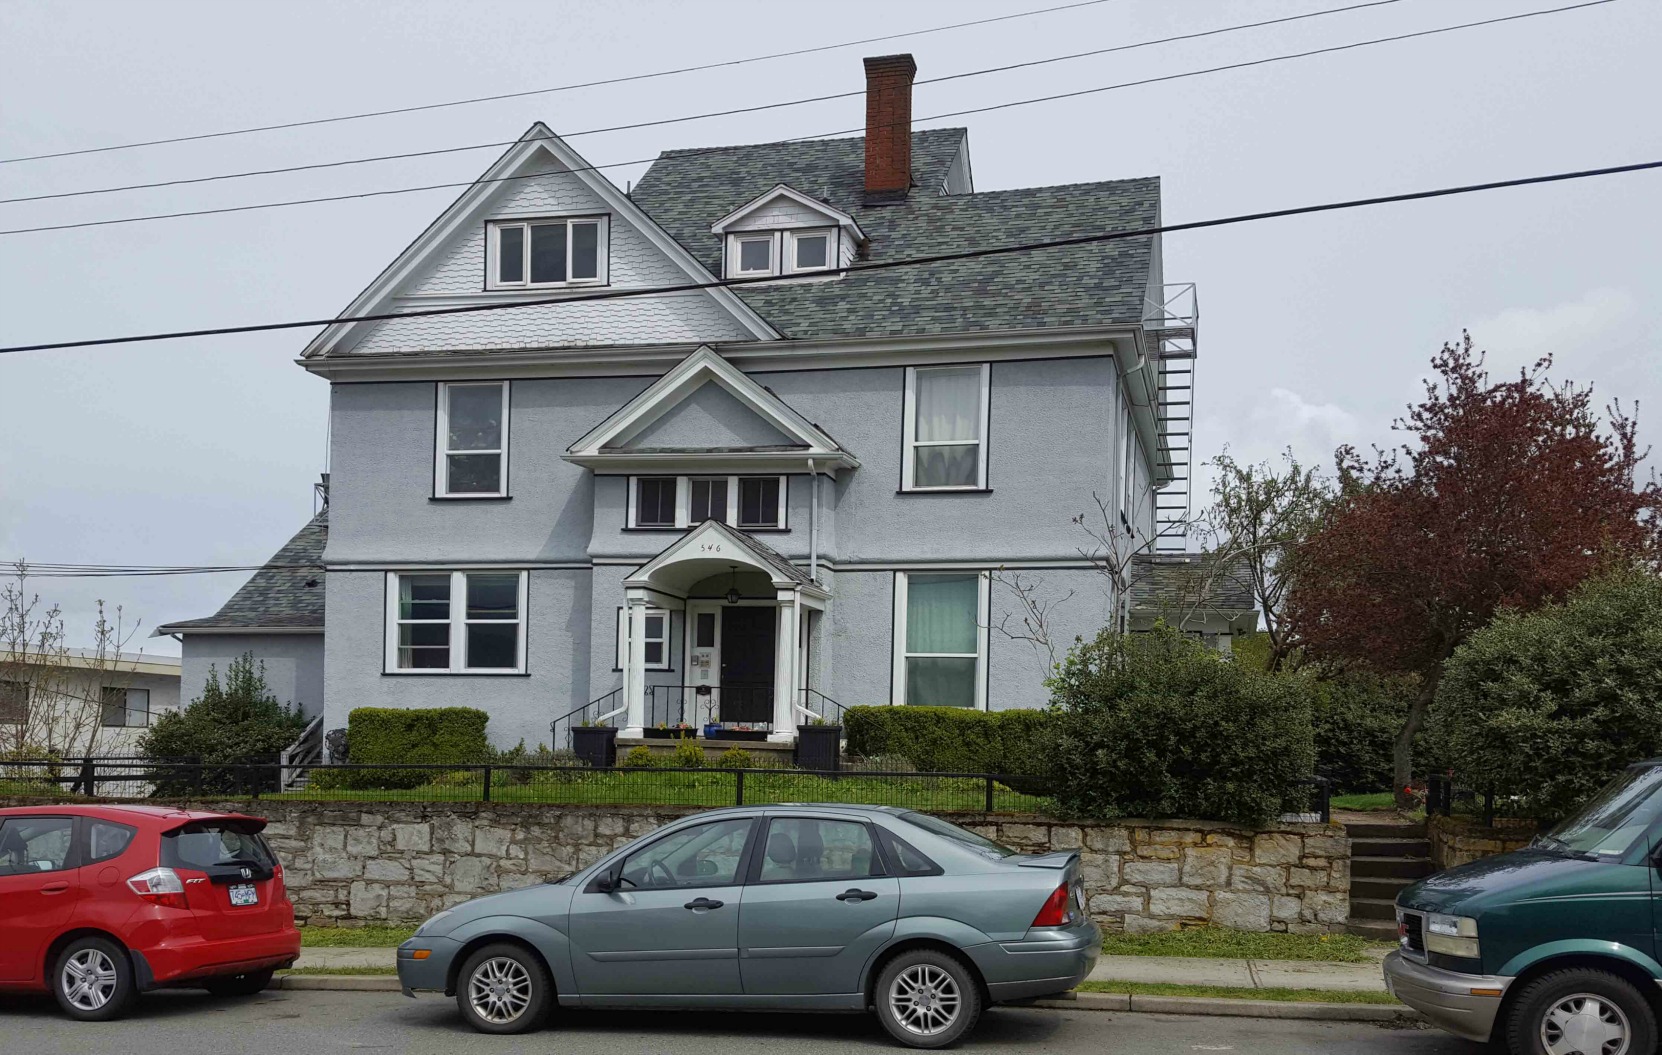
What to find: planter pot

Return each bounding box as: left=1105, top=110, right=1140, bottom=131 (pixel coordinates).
left=643, top=728, right=695, bottom=740
left=794, top=725, right=843, bottom=772
left=702, top=724, right=724, bottom=740
left=721, top=730, right=769, bottom=743
left=572, top=725, right=618, bottom=768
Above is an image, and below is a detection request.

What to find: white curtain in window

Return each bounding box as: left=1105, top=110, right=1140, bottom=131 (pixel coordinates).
left=915, top=369, right=980, bottom=442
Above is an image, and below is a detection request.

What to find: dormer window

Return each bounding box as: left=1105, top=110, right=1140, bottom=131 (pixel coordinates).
left=734, top=235, right=775, bottom=276
left=788, top=230, right=831, bottom=272
left=712, top=184, right=862, bottom=281
left=725, top=228, right=836, bottom=279
left=488, top=216, right=608, bottom=289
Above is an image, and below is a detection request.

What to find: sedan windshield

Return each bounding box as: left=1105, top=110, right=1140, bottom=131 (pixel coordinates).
left=897, top=811, right=1018, bottom=859
left=1538, top=765, right=1662, bottom=858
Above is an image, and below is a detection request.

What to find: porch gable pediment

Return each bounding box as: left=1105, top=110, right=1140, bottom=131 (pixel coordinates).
left=623, top=519, right=824, bottom=596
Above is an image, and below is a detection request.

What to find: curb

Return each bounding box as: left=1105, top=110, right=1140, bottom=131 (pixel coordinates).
left=1032, top=990, right=1423, bottom=1024
left=274, top=975, right=402, bottom=991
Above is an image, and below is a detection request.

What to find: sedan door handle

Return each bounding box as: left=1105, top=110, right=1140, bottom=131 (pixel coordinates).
left=41, top=882, right=71, bottom=894
left=836, top=888, right=879, bottom=902
left=684, top=897, right=725, bottom=911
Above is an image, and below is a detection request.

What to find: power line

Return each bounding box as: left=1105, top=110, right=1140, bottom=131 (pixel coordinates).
left=0, top=0, right=1117, bottom=166
left=0, top=0, right=1616, bottom=238
left=3, top=157, right=1655, bottom=356
left=0, top=0, right=1405, bottom=206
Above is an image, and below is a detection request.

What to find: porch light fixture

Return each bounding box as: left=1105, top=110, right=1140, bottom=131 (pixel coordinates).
left=725, top=565, right=742, bottom=606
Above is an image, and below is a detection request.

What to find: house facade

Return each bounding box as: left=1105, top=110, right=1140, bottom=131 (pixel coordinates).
left=167, top=55, right=1198, bottom=752
left=0, top=649, right=181, bottom=757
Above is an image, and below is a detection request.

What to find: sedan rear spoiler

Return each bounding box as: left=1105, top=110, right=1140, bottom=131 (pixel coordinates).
left=1015, top=850, right=1079, bottom=869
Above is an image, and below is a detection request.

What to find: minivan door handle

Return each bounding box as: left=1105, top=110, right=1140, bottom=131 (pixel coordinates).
left=40, top=881, right=70, bottom=894
left=684, top=897, right=725, bottom=911
left=836, top=888, right=879, bottom=902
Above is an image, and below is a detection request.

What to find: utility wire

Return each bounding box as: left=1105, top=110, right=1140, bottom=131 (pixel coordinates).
left=0, top=0, right=1405, bottom=206
left=0, top=0, right=1616, bottom=238
left=0, top=0, right=1118, bottom=165
left=3, top=157, right=1655, bottom=356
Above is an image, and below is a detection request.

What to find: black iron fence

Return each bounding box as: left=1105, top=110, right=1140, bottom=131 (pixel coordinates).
left=1426, top=773, right=1502, bottom=824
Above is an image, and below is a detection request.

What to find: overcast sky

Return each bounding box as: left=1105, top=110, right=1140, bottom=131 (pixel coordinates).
left=2, top=0, right=1658, bottom=656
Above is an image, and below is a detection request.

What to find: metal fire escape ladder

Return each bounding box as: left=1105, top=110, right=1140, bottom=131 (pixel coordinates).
left=1143, top=284, right=1198, bottom=554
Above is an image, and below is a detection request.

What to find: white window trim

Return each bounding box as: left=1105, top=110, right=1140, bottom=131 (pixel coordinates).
left=785, top=228, right=836, bottom=274
left=890, top=570, right=990, bottom=710
left=900, top=363, right=991, bottom=492
left=628, top=475, right=786, bottom=530
left=616, top=606, right=672, bottom=671
left=486, top=215, right=609, bottom=290
left=730, top=233, right=779, bottom=277
left=726, top=229, right=840, bottom=280
left=435, top=381, right=510, bottom=498
left=384, top=570, right=528, bottom=674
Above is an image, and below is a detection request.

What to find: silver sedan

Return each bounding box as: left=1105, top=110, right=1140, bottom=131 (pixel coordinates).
left=397, top=803, right=1099, bottom=1048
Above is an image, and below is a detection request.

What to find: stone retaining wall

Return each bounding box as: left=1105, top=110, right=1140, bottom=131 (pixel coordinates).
left=1427, top=813, right=1538, bottom=870
left=2, top=798, right=1349, bottom=932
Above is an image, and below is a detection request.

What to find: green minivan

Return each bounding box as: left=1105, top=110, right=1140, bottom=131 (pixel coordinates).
left=1385, top=760, right=1662, bottom=1054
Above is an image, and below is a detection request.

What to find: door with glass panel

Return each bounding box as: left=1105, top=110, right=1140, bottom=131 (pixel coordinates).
left=894, top=572, right=986, bottom=709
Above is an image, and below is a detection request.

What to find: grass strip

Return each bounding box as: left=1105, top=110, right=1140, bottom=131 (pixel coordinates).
left=1077, top=980, right=1400, bottom=1005
left=1098, top=926, right=1390, bottom=964
left=300, top=925, right=417, bottom=948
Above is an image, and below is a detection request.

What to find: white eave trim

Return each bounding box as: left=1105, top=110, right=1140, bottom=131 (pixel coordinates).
left=567, top=451, right=858, bottom=473
left=153, top=625, right=324, bottom=636
left=710, top=183, right=865, bottom=242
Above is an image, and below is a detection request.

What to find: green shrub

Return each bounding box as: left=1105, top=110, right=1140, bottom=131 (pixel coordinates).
left=1311, top=673, right=1417, bottom=794
left=1044, top=625, right=1317, bottom=826
left=621, top=746, right=658, bottom=769
left=139, top=654, right=309, bottom=795
left=669, top=739, right=704, bottom=769
left=321, top=706, right=489, bottom=791
left=715, top=748, right=753, bottom=769
left=1430, top=568, right=1662, bottom=821
left=844, top=706, right=1048, bottom=774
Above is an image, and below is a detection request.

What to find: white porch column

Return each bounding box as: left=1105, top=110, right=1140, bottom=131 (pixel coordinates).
left=622, top=589, right=649, bottom=738
left=769, top=588, right=799, bottom=743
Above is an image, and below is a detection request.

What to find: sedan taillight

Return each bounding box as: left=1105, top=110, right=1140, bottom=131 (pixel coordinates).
left=128, top=866, right=189, bottom=910
left=1031, top=882, right=1073, bottom=928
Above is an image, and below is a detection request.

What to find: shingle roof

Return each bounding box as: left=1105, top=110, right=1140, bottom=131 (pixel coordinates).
left=630, top=129, right=1159, bottom=340
left=1128, top=553, right=1257, bottom=616
left=157, top=513, right=327, bottom=632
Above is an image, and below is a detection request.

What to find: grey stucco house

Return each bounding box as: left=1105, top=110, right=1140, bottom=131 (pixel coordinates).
left=164, top=54, right=1199, bottom=752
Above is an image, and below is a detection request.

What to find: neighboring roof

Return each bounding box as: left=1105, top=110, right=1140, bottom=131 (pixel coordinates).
left=1, top=650, right=180, bottom=678
left=1128, top=553, right=1257, bottom=616
left=155, top=513, right=327, bottom=633
left=631, top=129, right=1160, bottom=340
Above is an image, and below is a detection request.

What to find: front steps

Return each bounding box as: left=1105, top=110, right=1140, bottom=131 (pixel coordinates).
left=1342, top=817, right=1432, bottom=938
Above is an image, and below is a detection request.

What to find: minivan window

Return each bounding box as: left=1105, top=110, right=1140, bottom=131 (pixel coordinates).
left=1537, top=765, right=1662, bottom=858
left=161, top=822, right=275, bottom=871
left=897, top=811, right=1018, bottom=859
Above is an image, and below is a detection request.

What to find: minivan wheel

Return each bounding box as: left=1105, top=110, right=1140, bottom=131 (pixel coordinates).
left=455, top=942, right=552, bottom=1035
left=204, top=969, right=275, bottom=997
left=874, top=949, right=982, bottom=1049
left=1506, top=967, right=1657, bottom=1055
left=53, top=936, right=137, bottom=1022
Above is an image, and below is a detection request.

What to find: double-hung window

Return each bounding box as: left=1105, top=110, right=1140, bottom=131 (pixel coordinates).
left=629, top=476, right=785, bottom=529
left=100, top=687, right=150, bottom=728
left=436, top=381, right=509, bottom=497
left=489, top=216, right=607, bottom=288
left=386, top=571, right=527, bottom=673
left=615, top=607, right=671, bottom=670
left=891, top=571, right=988, bottom=709
left=902, top=364, right=990, bottom=490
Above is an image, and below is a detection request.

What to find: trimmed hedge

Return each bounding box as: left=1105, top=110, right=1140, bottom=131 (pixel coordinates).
left=844, top=706, right=1048, bottom=774
left=313, top=707, right=490, bottom=790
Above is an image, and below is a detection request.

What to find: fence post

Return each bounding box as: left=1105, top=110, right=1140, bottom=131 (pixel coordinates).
left=1317, top=777, right=1331, bottom=825
left=1482, top=788, right=1495, bottom=827
left=77, top=756, right=96, bottom=796
left=984, top=775, right=995, bottom=814
left=735, top=769, right=745, bottom=806
left=482, top=766, right=493, bottom=803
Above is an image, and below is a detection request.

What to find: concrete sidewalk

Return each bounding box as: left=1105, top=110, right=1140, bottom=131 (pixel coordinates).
left=1088, top=954, right=1386, bottom=992
left=295, top=947, right=398, bottom=970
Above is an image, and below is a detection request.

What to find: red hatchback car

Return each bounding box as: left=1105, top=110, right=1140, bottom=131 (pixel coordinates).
left=0, top=804, right=300, bottom=1020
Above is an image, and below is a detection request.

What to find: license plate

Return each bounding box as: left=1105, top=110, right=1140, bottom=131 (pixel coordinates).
left=229, top=883, right=259, bottom=907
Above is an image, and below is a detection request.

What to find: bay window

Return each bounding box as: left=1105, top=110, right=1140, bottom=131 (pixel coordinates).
left=488, top=216, right=607, bottom=289
left=891, top=571, right=989, bottom=709
left=386, top=570, right=527, bottom=673
left=436, top=381, right=509, bottom=497
left=902, top=364, right=989, bottom=490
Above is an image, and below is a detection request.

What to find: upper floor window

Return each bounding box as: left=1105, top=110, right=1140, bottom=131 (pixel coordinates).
left=724, top=229, right=835, bottom=279
left=628, top=475, right=786, bottom=530
left=902, top=364, right=989, bottom=491
left=100, top=687, right=150, bottom=728
left=488, top=216, right=608, bottom=289
left=435, top=381, right=509, bottom=498
left=385, top=570, right=527, bottom=673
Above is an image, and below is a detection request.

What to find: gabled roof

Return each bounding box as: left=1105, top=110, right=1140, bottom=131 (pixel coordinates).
left=155, top=513, right=327, bottom=634
left=710, top=183, right=865, bottom=241
left=565, top=346, right=856, bottom=472
left=624, top=518, right=820, bottom=593
left=1128, top=553, right=1257, bottom=617
left=631, top=129, right=1160, bottom=340
left=301, top=123, right=779, bottom=358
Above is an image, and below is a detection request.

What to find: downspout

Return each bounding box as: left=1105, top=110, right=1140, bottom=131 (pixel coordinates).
left=807, top=459, right=819, bottom=581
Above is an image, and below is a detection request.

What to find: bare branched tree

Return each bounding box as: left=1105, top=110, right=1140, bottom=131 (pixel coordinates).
left=987, top=568, right=1076, bottom=677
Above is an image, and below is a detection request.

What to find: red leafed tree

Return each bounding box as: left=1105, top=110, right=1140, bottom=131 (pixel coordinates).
left=1286, top=333, right=1659, bottom=804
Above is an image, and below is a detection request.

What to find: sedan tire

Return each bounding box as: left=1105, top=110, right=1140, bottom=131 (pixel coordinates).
left=874, top=948, right=982, bottom=1049
left=52, top=935, right=137, bottom=1022
left=455, top=942, right=552, bottom=1035
left=1506, top=967, right=1656, bottom=1055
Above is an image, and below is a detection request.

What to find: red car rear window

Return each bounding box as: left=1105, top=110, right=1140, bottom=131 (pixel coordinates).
left=161, top=822, right=275, bottom=871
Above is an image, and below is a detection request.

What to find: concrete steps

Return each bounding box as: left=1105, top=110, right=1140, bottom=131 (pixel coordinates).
left=1341, top=816, right=1430, bottom=938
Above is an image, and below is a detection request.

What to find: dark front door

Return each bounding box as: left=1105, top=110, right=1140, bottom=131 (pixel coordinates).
left=720, top=606, right=775, bottom=724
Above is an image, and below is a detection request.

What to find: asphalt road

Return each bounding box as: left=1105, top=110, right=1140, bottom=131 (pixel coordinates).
left=0, top=989, right=1489, bottom=1054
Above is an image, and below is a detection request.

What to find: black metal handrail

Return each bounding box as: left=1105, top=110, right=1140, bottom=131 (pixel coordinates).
left=796, top=688, right=846, bottom=726
left=1426, top=773, right=1497, bottom=825
left=647, top=685, right=773, bottom=731
left=550, top=687, right=624, bottom=748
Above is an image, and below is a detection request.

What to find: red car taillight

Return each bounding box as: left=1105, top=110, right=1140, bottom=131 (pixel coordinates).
left=128, top=866, right=189, bottom=910
left=1031, top=882, right=1073, bottom=928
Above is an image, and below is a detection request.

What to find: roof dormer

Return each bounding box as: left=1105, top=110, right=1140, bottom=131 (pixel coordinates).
left=710, top=183, right=864, bottom=280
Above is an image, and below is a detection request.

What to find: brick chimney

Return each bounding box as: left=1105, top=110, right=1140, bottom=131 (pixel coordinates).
left=863, top=53, right=917, bottom=202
